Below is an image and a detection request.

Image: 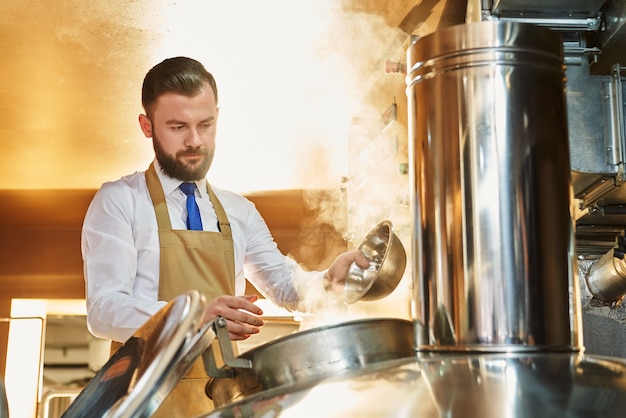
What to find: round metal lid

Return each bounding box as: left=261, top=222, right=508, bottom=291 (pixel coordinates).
left=61, top=290, right=215, bottom=418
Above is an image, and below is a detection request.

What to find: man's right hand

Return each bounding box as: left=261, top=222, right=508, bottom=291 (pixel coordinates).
left=202, top=294, right=265, bottom=340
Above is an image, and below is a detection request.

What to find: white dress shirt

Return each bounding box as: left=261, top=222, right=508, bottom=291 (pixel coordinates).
left=82, top=160, right=323, bottom=342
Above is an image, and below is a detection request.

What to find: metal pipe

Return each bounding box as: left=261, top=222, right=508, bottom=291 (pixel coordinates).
left=586, top=233, right=626, bottom=304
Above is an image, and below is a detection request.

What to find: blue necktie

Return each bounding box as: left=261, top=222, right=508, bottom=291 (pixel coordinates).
left=179, top=183, right=203, bottom=231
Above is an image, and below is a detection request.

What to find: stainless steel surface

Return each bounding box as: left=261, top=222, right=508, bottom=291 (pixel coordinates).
left=61, top=291, right=215, bottom=418
left=206, top=318, right=414, bottom=407
left=406, top=21, right=581, bottom=352
left=199, top=353, right=626, bottom=418
left=344, top=220, right=407, bottom=304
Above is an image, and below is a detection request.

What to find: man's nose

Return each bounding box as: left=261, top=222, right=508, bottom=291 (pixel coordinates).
left=184, top=128, right=203, bottom=147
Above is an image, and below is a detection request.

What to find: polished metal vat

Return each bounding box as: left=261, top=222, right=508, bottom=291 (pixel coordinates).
left=198, top=353, right=626, bottom=417
left=406, top=21, right=581, bottom=352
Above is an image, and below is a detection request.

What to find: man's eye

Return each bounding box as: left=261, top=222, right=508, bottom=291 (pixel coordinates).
left=172, top=125, right=186, bottom=130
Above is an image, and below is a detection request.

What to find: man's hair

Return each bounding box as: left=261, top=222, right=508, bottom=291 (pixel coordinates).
left=141, top=56, right=218, bottom=116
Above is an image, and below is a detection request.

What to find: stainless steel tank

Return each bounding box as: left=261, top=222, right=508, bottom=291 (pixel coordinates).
left=406, top=20, right=582, bottom=352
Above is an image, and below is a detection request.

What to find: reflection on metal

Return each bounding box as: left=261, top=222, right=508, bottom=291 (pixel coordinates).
left=61, top=291, right=215, bottom=418
left=198, top=353, right=626, bottom=417
left=407, top=21, right=580, bottom=352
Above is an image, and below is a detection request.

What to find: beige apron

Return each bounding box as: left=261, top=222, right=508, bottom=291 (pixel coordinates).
left=112, top=163, right=236, bottom=417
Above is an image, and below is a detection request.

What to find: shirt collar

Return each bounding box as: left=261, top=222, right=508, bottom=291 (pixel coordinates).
left=152, top=159, right=209, bottom=198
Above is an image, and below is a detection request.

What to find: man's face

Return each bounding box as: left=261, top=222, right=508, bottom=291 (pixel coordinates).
left=139, top=85, right=218, bottom=182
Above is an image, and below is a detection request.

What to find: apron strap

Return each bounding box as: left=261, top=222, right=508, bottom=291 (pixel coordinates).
left=146, top=163, right=172, bottom=229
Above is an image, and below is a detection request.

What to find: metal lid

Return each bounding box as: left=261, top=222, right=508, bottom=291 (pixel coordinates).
left=61, top=290, right=215, bottom=418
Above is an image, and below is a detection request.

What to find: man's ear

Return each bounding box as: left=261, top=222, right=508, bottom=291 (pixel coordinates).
left=138, top=114, right=152, bottom=138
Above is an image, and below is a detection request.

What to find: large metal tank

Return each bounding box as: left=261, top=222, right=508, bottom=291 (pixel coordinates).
left=406, top=20, right=582, bottom=352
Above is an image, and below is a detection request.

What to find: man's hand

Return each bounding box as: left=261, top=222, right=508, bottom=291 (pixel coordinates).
left=202, top=294, right=264, bottom=340
left=324, top=250, right=370, bottom=292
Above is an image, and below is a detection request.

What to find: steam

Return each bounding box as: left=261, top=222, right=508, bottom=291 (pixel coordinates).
left=153, top=1, right=416, bottom=324
left=147, top=0, right=408, bottom=193
left=3, top=0, right=414, bottom=322
left=289, top=268, right=355, bottom=331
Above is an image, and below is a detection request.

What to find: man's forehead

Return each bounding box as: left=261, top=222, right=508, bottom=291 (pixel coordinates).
left=152, top=88, right=217, bottom=119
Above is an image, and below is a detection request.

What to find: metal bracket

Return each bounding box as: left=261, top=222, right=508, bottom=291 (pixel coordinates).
left=580, top=177, right=618, bottom=209
left=202, top=316, right=252, bottom=378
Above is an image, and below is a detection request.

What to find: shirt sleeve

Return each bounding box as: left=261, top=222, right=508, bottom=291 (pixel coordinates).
left=82, top=180, right=166, bottom=343
left=239, top=198, right=326, bottom=312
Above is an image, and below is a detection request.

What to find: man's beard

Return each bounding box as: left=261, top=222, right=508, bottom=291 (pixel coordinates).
left=153, top=134, right=214, bottom=182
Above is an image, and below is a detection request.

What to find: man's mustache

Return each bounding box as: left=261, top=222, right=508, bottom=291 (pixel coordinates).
left=177, top=149, right=207, bottom=157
